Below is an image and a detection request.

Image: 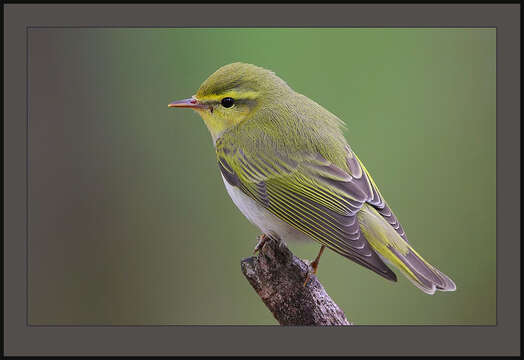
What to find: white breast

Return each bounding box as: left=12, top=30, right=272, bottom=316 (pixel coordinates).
left=221, top=174, right=309, bottom=243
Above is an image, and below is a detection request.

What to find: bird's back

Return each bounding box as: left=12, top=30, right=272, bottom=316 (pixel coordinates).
left=219, top=90, right=352, bottom=176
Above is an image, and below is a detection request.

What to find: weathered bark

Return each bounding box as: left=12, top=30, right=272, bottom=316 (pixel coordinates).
left=240, top=236, right=351, bottom=326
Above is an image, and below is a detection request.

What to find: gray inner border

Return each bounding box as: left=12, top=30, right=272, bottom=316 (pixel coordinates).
left=4, top=4, right=520, bottom=356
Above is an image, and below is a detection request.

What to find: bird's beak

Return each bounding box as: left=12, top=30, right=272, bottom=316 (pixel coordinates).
left=168, top=96, right=206, bottom=109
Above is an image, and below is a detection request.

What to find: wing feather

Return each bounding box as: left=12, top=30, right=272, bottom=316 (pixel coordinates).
left=216, top=140, right=398, bottom=281
left=352, top=151, right=409, bottom=242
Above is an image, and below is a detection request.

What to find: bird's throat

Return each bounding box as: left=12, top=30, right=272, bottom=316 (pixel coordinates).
left=196, top=109, right=246, bottom=144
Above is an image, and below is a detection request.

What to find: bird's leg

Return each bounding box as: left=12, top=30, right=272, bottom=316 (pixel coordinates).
left=253, top=234, right=270, bottom=254
left=303, top=245, right=326, bottom=286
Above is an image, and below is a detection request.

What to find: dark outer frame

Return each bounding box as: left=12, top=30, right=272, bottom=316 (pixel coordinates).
left=4, top=4, right=520, bottom=356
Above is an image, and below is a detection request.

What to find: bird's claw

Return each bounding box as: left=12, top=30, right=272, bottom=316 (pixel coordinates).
left=303, top=261, right=319, bottom=287
left=253, top=234, right=269, bottom=254
left=303, top=245, right=325, bottom=286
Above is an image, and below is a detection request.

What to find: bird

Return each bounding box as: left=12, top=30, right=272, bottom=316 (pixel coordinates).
left=168, top=62, right=456, bottom=294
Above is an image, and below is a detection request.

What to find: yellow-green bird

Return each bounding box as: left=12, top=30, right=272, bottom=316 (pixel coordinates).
left=169, top=62, right=456, bottom=294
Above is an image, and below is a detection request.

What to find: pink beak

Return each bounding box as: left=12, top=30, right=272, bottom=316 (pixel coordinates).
left=168, top=97, right=207, bottom=109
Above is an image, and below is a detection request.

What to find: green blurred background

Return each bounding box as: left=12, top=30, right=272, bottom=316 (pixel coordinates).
left=28, top=28, right=495, bottom=325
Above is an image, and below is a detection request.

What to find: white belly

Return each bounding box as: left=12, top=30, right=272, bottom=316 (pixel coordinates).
left=221, top=175, right=310, bottom=243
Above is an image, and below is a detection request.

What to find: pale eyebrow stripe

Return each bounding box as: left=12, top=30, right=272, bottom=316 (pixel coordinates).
left=198, top=90, right=259, bottom=102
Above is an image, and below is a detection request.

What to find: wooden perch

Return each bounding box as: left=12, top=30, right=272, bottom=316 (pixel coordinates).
left=240, top=236, right=352, bottom=326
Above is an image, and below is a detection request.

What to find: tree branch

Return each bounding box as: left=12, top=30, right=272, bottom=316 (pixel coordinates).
left=240, top=237, right=352, bottom=326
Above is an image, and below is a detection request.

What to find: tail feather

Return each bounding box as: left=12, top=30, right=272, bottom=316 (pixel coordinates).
left=358, top=204, right=456, bottom=295
left=386, top=247, right=456, bottom=295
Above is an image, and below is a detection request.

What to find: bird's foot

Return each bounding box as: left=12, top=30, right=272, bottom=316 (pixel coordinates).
left=303, top=259, right=319, bottom=287
left=303, top=245, right=326, bottom=287
left=253, top=234, right=270, bottom=254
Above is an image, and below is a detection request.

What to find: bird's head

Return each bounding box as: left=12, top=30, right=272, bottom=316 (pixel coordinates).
left=168, top=62, right=292, bottom=141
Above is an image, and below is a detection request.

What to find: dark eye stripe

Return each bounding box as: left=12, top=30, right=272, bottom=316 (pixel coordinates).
left=233, top=98, right=257, bottom=106
left=201, top=98, right=256, bottom=107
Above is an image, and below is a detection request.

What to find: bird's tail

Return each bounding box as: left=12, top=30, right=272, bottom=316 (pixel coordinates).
left=358, top=205, right=456, bottom=295
left=378, top=243, right=456, bottom=295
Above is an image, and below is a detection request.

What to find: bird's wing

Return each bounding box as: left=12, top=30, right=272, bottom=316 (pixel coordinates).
left=347, top=151, right=409, bottom=242
left=216, top=141, right=397, bottom=281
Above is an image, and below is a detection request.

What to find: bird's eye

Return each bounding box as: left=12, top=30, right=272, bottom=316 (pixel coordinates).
left=221, top=97, right=235, bottom=108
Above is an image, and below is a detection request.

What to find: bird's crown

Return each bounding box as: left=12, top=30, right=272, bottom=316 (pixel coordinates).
left=195, top=62, right=291, bottom=102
